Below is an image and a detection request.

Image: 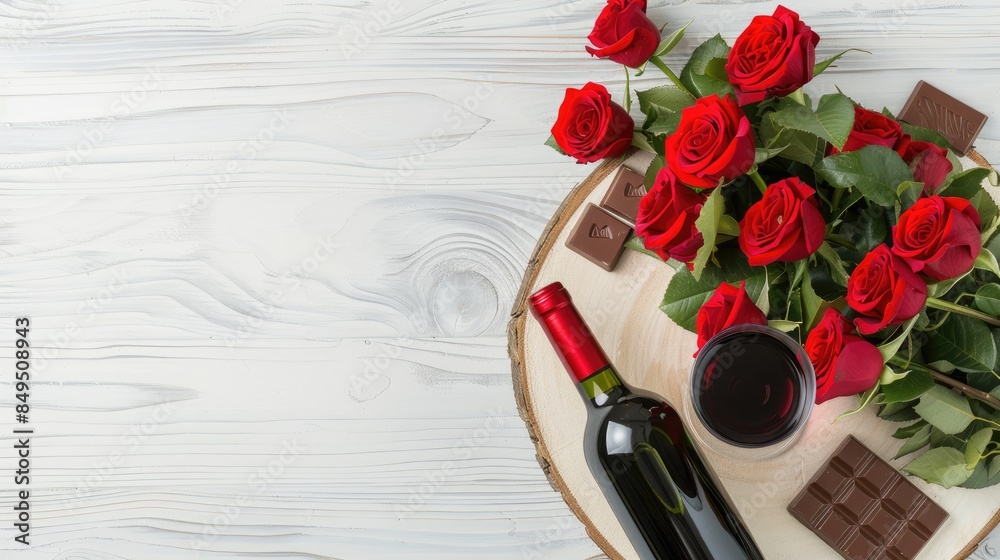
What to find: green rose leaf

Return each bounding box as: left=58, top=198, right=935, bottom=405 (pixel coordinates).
left=972, top=189, right=1000, bottom=232
left=893, top=420, right=928, bottom=439
left=631, top=131, right=657, bottom=154
left=939, top=168, right=992, bottom=198
left=816, top=145, right=913, bottom=207
left=894, top=424, right=932, bottom=459
left=691, top=188, right=726, bottom=281
left=816, top=242, right=850, bottom=286
left=975, top=251, right=1000, bottom=279
left=967, top=355, right=1000, bottom=392
left=545, top=134, right=567, bottom=156
left=680, top=35, right=734, bottom=99
left=877, top=315, right=918, bottom=364
left=813, top=49, right=868, bottom=77
left=759, top=113, right=825, bottom=166
left=959, top=455, right=1000, bottom=489
left=754, top=144, right=789, bottom=165
left=771, top=93, right=855, bottom=150
left=645, top=156, right=665, bottom=190
left=881, top=368, right=934, bottom=404
left=903, top=447, right=974, bottom=488
left=652, top=19, right=693, bottom=59
left=848, top=204, right=890, bottom=255
left=800, top=270, right=824, bottom=330
left=879, top=400, right=921, bottom=422
left=660, top=248, right=766, bottom=332
left=638, top=85, right=696, bottom=136
left=924, top=313, right=998, bottom=373
left=965, top=427, right=994, bottom=469
left=914, top=385, right=976, bottom=435
left=896, top=181, right=924, bottom=211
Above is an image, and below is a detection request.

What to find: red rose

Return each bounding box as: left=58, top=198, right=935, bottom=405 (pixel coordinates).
left=725, top=5, right=819, bottom=105
left=696, top=281, right=768, bottom=350
left=635, top=166, right=708, bottom=265
left=847, top=244, right=927, bottom=335
left=665, top=94, right=755, bottom=189
left=805, top=308, right=884, bottom=405
left=551, top=82, right=634, bottom=164
left=901, top=140, right=953, bottom=194
left=891, top=195, right=981, bottom=281
left=831, top=106, right=908, bottom=155
left=585, top=0, right=660, bottom=68
left=738, top=177, right=826, bottom=266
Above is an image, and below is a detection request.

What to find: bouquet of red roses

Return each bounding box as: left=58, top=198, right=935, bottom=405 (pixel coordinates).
left=547, top=2, right=1000, bottom=489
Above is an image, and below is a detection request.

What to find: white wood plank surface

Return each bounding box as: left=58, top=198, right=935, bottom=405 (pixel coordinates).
left=0, top=1, right=997, bottom=558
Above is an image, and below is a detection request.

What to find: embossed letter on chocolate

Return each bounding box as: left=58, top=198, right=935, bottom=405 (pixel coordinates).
left=898, top=80, right=987, bottom=155
left=600, top=166, right=647, bottom=225
left=566, top=204, right=631, bottom=271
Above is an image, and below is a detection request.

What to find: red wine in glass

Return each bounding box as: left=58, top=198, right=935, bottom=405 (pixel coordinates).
left=691, top=325, right=815, bottom=448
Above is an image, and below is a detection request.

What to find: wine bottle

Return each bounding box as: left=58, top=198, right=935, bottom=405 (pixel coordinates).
left=529, top=282, right=764, bottom=560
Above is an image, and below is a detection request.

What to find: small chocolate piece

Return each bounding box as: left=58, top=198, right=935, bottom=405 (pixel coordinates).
left=600, top=166, right=648, bottom=224
left=788, top=436, right=947, bottom=560
left=566, top=204, right=631, bottom=271
left=898, top=80, right=988, bottom=155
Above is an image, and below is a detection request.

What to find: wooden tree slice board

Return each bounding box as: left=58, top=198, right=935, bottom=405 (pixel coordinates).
left=508, top=148, right=1000, bottom=560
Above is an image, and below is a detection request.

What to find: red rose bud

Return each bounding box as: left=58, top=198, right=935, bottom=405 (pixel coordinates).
left=901, top=140, right=953, bottom=194
left=847, top=244, right=927, bottom=335
left=585, top=0, right=660, bottom=68
left=665, top=94, right=756, bottom=189
left=635, top=166, right=708, bottom=265
left=738, top=177, right=826, bottom=266
left=695, top=281, right=768, bottom=352
left=831, top=107, right=908, bottom=155
left=805, top=308, right=884, bottom=405
left=725, top=5, right=819, bottom=105
left=551, top=82, right=634, bottom=164
left=892, top=195, right=981, bottom=281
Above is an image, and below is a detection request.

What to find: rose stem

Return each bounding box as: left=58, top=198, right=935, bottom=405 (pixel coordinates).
left=648, top=56, right=694, bottom=99
left=623, top=66, right=631, bottom=112
left=748, top=169, right=768, bottom=195
left=925, top=296, right=1000, bottom=327
left=889, top=357, right=1000, bottom=411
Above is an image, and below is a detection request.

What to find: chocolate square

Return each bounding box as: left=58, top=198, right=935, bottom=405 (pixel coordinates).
left=788, top=436, right=948, bottom=560
left=600, top=166, right=647, bottom=225
left=898, top=80, right=988, bottom=155
left=566, top=204, right=631, bottom=271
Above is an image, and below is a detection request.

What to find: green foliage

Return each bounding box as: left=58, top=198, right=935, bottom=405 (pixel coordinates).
left=691, top=188, right=726, bottom=280
left=815, top=145, right=913, bottom=206
left=771, top=93, right=855, bottom=150
left=923, top=314, right=997, bottom=373
left=545, top=134, right=567, bottom=155
left=680, top=35, right=734, bottom=99
left=638, top=86, right=695, bottom=136
left=659, top=248, right=766, bottom=332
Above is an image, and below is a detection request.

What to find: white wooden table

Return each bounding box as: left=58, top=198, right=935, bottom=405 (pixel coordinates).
left=0, top=1, right=998, bottom=558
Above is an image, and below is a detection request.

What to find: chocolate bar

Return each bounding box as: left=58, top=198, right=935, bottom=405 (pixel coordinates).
left=566, top=203, right=631, bottom=271
left=600, top=166, right=647, bottom=225
left=898, top=80, right=988, bottom=155
left=788, top=436, right=947, bottom=560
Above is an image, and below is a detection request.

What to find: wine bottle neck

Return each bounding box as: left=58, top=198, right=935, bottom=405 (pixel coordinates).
left=579, top=366, right=627, bottom=407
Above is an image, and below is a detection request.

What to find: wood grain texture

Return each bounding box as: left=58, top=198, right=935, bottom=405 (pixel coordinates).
left=0, top=0, right=997, bottom=558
